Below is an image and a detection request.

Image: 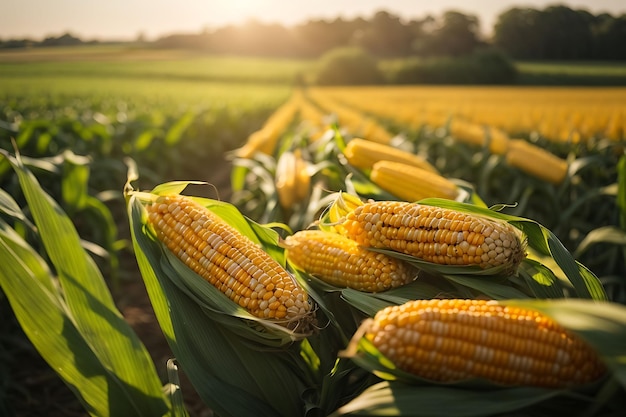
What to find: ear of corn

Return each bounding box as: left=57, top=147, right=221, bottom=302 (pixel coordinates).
left=370, top=160, right=459, bottom=202
left=505, top=139, right=569, bottom=185
left=284, top=230, right=416, bottom=292
left=487, top=127, right=510, bottom=155
left=360, top=120, right=394, bottom=145
left=275, top=150, right=311, bottom=211
left=344, top=138, right=438, bottom=173
left=145, top=194, right=312, bottom=328
left=341, top=201, right=526, bottom=274
left=449, top=119, right=487, bottom=148
left=275, top=151, right=298, bottom=210
left=293, top=149, right=311, bottom=203
left=362, top=298, right=606, bottom=388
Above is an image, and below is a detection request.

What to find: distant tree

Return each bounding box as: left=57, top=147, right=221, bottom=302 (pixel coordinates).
left=154, top=31, right=211, bottom=49
left=494, top=5, right=595, bottom=60
left=293, top=17, right=367, bottom=58
left=135, top=31, right=147, bottom=44
left=592, top=13, right=626, bottom=60
left=353, top=10, right=414, bottom=57
left=417, top=11, right=482, bottom=57
left=208, top=20, right=297, bottom=56
left=493, top=8, right=542, bottom=59
left=537, top=6, right=594, bottom=60
left=40, top=33, right=83, bottom=47
left=0, top=39, right=35, bottom=48
left=315, top=47, right=383, bottom=85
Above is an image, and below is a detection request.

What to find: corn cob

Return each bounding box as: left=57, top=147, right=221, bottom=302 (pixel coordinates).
left=275, top=151, right=298, bottom=210
left=341, top=201, right=525, bottom=273
left=363, top=298, right=606, bottom=388
left=487, top=127, right=510, bottom=155
left=344, top=138, right=438, bottom=173
left=449, top=119, right=486, bottom=148
left=293, top=149, right=311, bottom=203
left=145, top=194, right=311, bottom=327
left=370, top=161, right=459, bottom=202
left=505, top=139, right=569, bottom=185
left=361, top=119, right=394, bottom=145
left=275, top=150, right=311, bottom=210
left=284, top=230, right=415, bottom=292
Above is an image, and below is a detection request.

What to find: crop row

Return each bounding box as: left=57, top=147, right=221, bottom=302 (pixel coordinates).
left=231, top=87, right=626, bottom=302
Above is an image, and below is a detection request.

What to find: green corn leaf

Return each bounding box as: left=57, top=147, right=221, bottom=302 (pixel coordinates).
left=134, top=128, right=159, bottom=152
left=0, top=232, right=141, bottom=417
left=3, top=151, right=168, bottom=416
left=616, top=155, right=626, bottom=230
left=0, top=219, right=54, bottom=292
left=164, top=111, right=195, bottom=146
left=574, top=226, right=626, bottom=258
left=61, top=150, right=91, bottom=212
left=0, top=187, right=34, bottom=229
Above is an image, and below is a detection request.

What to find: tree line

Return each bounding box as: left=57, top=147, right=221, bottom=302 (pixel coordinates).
left=2, top=5, right=625, bottom=61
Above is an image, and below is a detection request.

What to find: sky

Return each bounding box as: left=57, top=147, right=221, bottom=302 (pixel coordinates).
left=2, top=0, right=625, bottom=41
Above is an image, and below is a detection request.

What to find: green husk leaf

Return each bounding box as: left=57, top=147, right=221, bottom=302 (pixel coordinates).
left=418, top=198, right=607, bottom=301
left=339, top=279, right=444, bottom=318
left=337, top=298, right=623, bottom=416
left=162, top=246, right=311, bottom=345
left=134, top=186, right=314, bottom=344
left=442, top=274, right=531, bottom=299
left=517, top=259, right=568, bottom=299
left=129, top=196, right=312, bottom=417
left=329, top=381, right=563, bottom=417
left=151, top=180, right=208, bottom=196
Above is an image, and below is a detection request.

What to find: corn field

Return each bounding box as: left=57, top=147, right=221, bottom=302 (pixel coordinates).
left=2, top=84, right=626, bottom=417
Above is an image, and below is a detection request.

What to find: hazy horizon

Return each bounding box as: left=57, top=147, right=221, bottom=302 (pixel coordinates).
left=2, top=0, right=625, bottom=42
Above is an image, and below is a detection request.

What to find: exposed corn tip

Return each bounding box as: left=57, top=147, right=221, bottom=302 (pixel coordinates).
left=145, top=194, right=312, bottom=326
left=341, top=201, right=526, bottom=273
left=370, top=161, right=459, bottom=202
left=363, top=298, right=606, bottom=388
left=284, top=230, right=416, bottom=292
left=344, top=138, right=438, bottom=174
left=505, top=139, right=569, bottom=185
